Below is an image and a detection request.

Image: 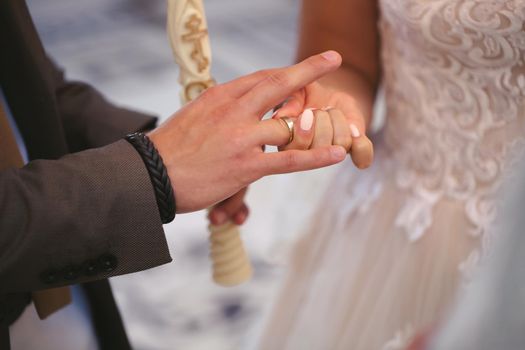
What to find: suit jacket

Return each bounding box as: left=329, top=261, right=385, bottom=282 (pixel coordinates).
left=0, top=1, right=173, bottom=349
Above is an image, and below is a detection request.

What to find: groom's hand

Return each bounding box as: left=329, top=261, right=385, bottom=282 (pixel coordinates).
left=149, top=51, right=346, bottom=213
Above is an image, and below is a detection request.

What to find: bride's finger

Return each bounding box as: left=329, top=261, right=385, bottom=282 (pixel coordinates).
left=273, top=90, right=305, bottom=119
left=327, top=108, right=352, bottom=153
left=311, top=109, right=333, bottom=149
left=349, top=125, right=374, bottom=169
left=279, top=109, right=315, bottom=151
left=345, top=104, right=367, bottom=140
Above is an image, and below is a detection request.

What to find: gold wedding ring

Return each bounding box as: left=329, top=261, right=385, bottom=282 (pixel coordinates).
left=279, top=116, right=295, bottom=145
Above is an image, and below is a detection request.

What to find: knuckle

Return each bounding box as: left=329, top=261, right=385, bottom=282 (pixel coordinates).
left=223, top=101, right=243, bottom=117
left=207, top=105, right=228, bottom=124
left=257, top=68, right=273, bottom=79
left=211, top=102, right=242, bottom=123
left=267, top=70, right=292, bottom=89
left=201, top=85, right=221, bottom=100
left=294, top=138, right=311, bottom=151
left=335, top=135, right=352, bottom=152
left=284, top=152, right=299, bottom=169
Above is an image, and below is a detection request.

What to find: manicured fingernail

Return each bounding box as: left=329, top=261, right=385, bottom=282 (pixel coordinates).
left=213, top=210, right=227, bottom=225
left=321, top=50, right=340, bottom=62
left=331, top=146, right=346, bottom=159
left=350, top=124, right=361, bottom=138
left=300, top=109, right=314, bottom=131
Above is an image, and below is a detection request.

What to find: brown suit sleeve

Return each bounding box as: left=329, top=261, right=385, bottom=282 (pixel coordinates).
left=0, top=140, right=172, bottom=293
left=48, top=58, right=158, bottom=152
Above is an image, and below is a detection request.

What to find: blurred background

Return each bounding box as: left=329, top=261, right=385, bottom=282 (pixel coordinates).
left=26, top=0, right=342, bottom=349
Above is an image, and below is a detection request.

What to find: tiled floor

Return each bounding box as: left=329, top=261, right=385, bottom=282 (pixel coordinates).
left=27, top=1, right=340, bottom=348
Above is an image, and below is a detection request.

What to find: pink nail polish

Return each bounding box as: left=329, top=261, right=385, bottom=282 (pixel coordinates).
left=300, top=109, right=314, bottom=131
left=350, top=124, right=361, bottom=138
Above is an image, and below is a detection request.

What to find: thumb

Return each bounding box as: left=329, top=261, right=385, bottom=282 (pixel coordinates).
left=257, top=146, right=346, bottom=176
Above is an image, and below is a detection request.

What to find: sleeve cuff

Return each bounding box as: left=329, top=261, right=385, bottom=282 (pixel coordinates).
left=0, top=140, right=172, bottom=292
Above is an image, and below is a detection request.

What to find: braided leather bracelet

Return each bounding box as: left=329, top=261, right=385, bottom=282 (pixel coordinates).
left=125, top=132, right=176, bottom=223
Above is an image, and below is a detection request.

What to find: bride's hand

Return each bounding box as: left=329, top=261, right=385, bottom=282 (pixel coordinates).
left=274, top=83, right=374, bottom=169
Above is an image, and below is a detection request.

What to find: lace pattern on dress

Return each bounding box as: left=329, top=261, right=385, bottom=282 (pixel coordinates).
left=329, top=159, right=384, bottom=235
left=379, top=0, right=525, bottom=244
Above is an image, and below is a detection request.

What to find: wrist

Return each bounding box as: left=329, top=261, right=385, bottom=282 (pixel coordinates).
left=125, top=132, right=176, bottom=224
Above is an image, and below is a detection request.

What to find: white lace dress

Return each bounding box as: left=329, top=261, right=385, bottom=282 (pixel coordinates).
left=255, top=1, right=525, bottom=349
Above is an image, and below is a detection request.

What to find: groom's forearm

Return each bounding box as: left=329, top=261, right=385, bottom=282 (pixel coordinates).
left=0, top=140, right=172, bottom=293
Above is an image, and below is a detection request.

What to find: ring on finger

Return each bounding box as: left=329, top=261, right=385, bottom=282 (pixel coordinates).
left=279, top=116, right=295, bottom=145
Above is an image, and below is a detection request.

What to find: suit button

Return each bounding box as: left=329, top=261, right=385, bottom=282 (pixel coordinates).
left=98, top=254, right=118, bottom=272
left=40, top=269, right=59, bottom=284
left=63, top=265, right=81, bottom=280
left=83, top=260, right=99, bottom=276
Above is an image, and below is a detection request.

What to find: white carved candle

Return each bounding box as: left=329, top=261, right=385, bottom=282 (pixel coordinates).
left=167, top=0, right=215, bottom=103
left=167, top=0, right=252, bottom=286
